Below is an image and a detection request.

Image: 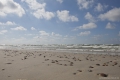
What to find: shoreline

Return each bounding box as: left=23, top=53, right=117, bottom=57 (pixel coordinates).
left=0, top=48, right=120, bottom=55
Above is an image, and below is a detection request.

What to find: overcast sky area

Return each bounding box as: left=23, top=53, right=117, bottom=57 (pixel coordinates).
left=0, top=0, right=120, bottom=44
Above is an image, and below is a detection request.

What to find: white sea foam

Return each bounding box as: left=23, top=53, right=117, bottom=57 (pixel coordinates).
left=0, top=44, right=120, bottom=55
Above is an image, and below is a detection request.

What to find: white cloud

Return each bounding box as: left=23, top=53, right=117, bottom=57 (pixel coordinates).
left=31, top=27, right=36, bottom=30
left=74, top=22, right=97, bottom=30
left=39, top=31, right=62, bottom=37
left=33, top=36, right=39, bottom=39
left=11, top=26, right=27, bottom=31
left=77, top=0, right=94, bottom=9
left=33, top=31, right=76, bottom=44
left=0, top=0, right=25, bottom=17
left=85, top=12, right=95, bottom=22
left=78, top=31, right=91, bottom=36
left=0, top=21, right=16, bottom=26
left=51, top=32, right=62, bottom=37
left=94, top=3, right=108, bottom=12
left=57, top=0, right=63, bottom=3
left=106, top=22, right=115, bottom=29
left=25, top=34, right=33, bottom=36
left=21, top=0, right=46, bottom=10
left=0, top=37, right=40, bottom=44
left=94, top=3, right=104, bottom=12
left=57, top=10, right=78, bottom=22
left=98, top=8, right=120, bottom=22
left=0, top=12, right=7, bottom=17
left=39, top=31, right=49, bottom=36
left=33, top=8, right=55, bottom=20
left=0, top=30, right=8, bottom=34
left=22, top=0, right=54, bottom=20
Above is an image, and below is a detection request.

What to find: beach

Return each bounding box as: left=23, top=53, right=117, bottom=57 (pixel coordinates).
left=0, top=49, right=120, bottom=80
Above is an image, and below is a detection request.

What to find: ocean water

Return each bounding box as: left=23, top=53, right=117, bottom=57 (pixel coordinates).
left=0, top=44, right=120, bottom=55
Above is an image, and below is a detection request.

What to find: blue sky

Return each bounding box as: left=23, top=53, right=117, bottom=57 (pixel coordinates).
left=0, top=0, right=120, bottom=44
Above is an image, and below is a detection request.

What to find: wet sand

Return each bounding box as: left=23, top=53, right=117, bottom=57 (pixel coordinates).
left=0, top=49, right=120, bottom=80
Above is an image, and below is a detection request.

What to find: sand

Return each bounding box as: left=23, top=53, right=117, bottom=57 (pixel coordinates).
left=0, top=49, right=120, bottom=80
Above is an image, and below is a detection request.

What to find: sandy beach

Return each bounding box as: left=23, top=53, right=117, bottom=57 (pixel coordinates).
left=0, top=49, right=120, bottom=80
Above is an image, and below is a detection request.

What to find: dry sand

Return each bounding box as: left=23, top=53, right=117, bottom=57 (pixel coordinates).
left=0, top=49, right=120, bottom=80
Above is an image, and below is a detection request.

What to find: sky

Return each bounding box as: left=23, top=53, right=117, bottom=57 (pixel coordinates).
left=0, top=0, right=120, bottom=44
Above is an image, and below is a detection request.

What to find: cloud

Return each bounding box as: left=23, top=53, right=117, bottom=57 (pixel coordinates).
left=106, top=22, right=115, bottom=29
left=98, top=8, right=120, bottom=22
left=31, top=27, right=36, bottom=30
left=85, top=12, right=95, bottom=22
left=33, top=8, right=55, bottom=20
left=25, top=34, right=33, bottom=36
left=0, top=0, right=25, bottom=17
left=22, top=0, right=54, bottom=20
left=39, top=31, right=49, bottom=36
left=39, top=31, right=62, bottom=37
left=74, top=22, right=97, bottom=30
left=0, top=30, right=8, bottom=34
left=57, top=10, right=78, bottom=22
left=11, top=26, right=27, bottom=31
left=77, top=0, right=94, bottom=9
left=57, top=0, right=63, bottom=3
left=21, top=0, right=46, bottom=10
left=51, top=32, right=62, bottom=37
left=94, top=3, right=104, bottom=12
left=0, top=21, right=16, bottom=26
left=78, top=31, right=91, bottom=36
left=33, top=31, right=76, bottom=44
left=33, top=36, right=39, bottom=39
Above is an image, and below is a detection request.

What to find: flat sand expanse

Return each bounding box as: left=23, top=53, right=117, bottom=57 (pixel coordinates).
left=0, top=49, right=120, bottom=80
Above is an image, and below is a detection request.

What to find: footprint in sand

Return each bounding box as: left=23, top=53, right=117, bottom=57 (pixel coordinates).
left=77, top=70, right=82, bottom=72
left=6, top=63, right=12, bottom=64
left=8, top=76, right=11, bottom=77
left=89, top=66, right=94, bottom=68
left=73, top=73, right=76, bottom=75
left=96, top=64, right=100, bottom=66
left=73, top=70, right=82, bottom=75
left=88, top=70, right=92, bottom=72
left=2, top=69, right=5, bottom=71
left=97, top=73, right=108, bottom=77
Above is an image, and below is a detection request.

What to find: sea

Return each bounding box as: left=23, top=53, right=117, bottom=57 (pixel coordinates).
left=0, top=44, right=120, bottom=55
